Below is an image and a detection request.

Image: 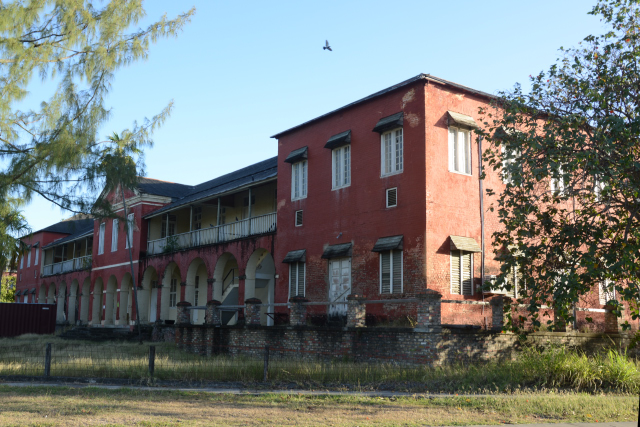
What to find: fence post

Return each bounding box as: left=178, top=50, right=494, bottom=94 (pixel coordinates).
left=44, top=343, right=51, bottom=377
left=245, top=298, right=262, bottom=326
left=263, top=344, right=269, bottom=381
left=289, top=296, right=308, bottom=327
left=490, top=295, right=505, bottom=332
left=415, top=290, right=442, bottom=332
left=148, top=345, right=156, bottom=377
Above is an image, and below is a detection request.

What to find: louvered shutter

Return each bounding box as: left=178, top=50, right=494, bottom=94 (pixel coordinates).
left=461, top=252, right=473, bottom=295
left=387, top=188, right=397, bottom=207
left=381, top=252, right=391, bottom=293
left=392, top=250, right=402, bottom=294
left=297, top=262, right=305, bottom=296
left=290, top=263, right=297, bottom=297
left=451, top=250, right=461, bottom=294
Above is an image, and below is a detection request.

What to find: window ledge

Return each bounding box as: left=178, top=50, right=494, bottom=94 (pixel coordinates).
left=448, top=169, right=472, bottom=177
left=380, top=170, right=403, bottom=178
left=331, top=184, right=351, bottom=191
left=291, top=196, right=307, bottom=202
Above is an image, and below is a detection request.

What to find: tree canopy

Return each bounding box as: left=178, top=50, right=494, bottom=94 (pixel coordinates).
left=0, top=0, right=194, bottom=271
left=479, top=0, right=640, bottom=333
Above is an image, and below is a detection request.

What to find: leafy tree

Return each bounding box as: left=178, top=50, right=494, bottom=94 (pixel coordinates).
left=0, top=274, right=16, bottom=303
left=0, top=1, right=194, bottom=268
left=479, top=0, right=640, bottom=332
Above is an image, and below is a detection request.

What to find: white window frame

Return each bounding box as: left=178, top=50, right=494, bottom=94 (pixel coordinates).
left=450, top=250, right=474, bottom=296
left=448, top=127, right=472, bottom=175
left=125, top=213, right=134, bottom=249
left=194, top=276, right=200, bottom=307
left=550, top=162, right=566, bottom=196
left=34, top=248, right=38, bottom=265
left=27, top=251, right=31, bottom=268
left=289, top=261, right=305, bottom=298
left=111, top=219, right=119, bottom=252
left=501, top=145, right=520, bottom=184
left=599, top=279, right=616, bottom=305
left=169, top=278, right=177, bottom=308
left=20, top=256, right=23, bottom=269
left=331, top=145, right=351, bottom=189
left=379, top=249, right=403, bottom=294
left=98, top=222, right=105, bottom=255
left=386, top=187, right=398, bottom=208
left=295, top=210, right=303, bottom=227
left=291, top=160, right=308, bottom=201
left=380, top=128, right=403, bottom=177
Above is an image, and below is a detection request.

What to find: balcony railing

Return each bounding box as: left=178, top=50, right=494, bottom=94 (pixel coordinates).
left=42, top=255, right=92, bottom=277
left=147, top=212, right=277, bottom=256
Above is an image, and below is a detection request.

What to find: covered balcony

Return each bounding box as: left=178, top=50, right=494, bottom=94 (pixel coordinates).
left=42, top=233, right=93, bottom=277
left=146, top=181, right=277, bottom=256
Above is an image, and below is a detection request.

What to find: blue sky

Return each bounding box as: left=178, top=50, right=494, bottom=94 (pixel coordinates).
left=23, top=0, right=605, bottom=232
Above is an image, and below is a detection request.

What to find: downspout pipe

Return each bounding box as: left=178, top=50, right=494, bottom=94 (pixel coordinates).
left=478, top=135, right=486, bottom=317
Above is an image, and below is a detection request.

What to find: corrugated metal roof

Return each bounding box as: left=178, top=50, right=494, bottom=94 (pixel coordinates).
left=30, top=288, right=36, bottom=294
left=321, top=243, right=353, bottom=259
left=144, top=157, right=278, bottom=219
left=282, top=249, right=306, bottom=263
left=35, top=218, right=94, bottom=236
left=447, top=111, right=479, bottom=129
left=43, top=223, right=94, bottom=249
left=284, top=147, right=308, bottom=164
left=372, top=112, right=403, bottom=133
left=137, top=177, right=194, bottom=199
left=450, top=236, right=482, bottom=253
left=372, top=235, right=403, bottom=252
left=324, top=130, right=351, bottom=150
left=271, top=74, right=497, bottom=138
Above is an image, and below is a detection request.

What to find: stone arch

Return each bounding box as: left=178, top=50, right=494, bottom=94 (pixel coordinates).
left=47, top=283, right=56, bottom=304
left=186, top=257, right=207, bottom=324
left=213, top=252, right=240, bottom=325
left=91, top=277, right=104, bottom=325
left=104, top=275, right=118, bottom=326
left=119, top=273, right=134, bottom=326
left=160, top=262, right=181, bottom=322
left=245, top=249, right=276, bottom=326
left=80, top=277, right=91, bottom=324
left=140, top=266, right=158, bottom=323
left=68, top=279, right=79, bottom=324
left=38, top=283, right=47, bottom=304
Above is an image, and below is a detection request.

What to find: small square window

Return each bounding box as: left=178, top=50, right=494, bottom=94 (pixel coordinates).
left=295, top=210, right=303, bottom=227
left=386, top=188, right=397, bottom=208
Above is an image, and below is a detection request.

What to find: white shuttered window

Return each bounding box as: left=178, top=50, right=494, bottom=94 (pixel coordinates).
left=98, top=223, right=105, bottom=255
left=291, top=160, right=308, bottom=200
left=289, top=262, right=305, bottom=297
left=111, top=219, right=119, bottom=252
left=332, top=145, right=350, bottom=189
left=27, top=251, right=31, bottom=267
left=125, top=213, right=134, bottom=249
left=169, top=278, right=177, bottom=307
left=448, top=127, right=471, bottom=175
left=380, top=250, right=402, bottom=294
left=599, top=279, right=616, bottom=305
left=451, top=250, right=473, bottom=295
left=381, top=128, right=403, bottom=176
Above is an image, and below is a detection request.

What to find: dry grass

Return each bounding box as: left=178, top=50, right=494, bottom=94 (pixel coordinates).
left=0, top=386, right=636, bottom=426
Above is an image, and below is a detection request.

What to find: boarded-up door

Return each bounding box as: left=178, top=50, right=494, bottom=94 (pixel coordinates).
left=328, top=258, right=351, bottom=317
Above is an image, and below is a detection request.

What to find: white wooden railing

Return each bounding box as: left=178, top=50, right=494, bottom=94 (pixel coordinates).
left=42, top=255, right=92, bottom=277
left=147, top=212, right=277, bottom=255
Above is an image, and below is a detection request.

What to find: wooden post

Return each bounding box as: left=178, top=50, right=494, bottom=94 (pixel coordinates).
left=148, top=345, right=156, bottom=377
left=263, top=344, right=269, bottom=382
left=44, top=343, right=51, bottom=377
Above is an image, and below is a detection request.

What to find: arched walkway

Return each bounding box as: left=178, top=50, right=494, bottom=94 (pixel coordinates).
left=80, top=278, right=91, bottom=324
left=186, top=258, right=207, bottom=324
left=47, top=283, right=56, bottom=304
left=140, top=267, right=158, bottom=324
left=68, top=280, right=79, bottom=324
left=38, top=283, right=46, bottom=304
left=160, top=262, right=181, bottom=322
left=213, top=253, right=239, bottom=325
left=104, top=275, right=118, bottom=326
left=91, top=278, right=104, bottom=325
left=246, top=249, right=276, bottom=326
left=118, top=273, right=134, bottom=325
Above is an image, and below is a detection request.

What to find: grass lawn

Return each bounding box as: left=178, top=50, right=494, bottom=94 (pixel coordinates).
left=0, top=385, right=636, bottom=426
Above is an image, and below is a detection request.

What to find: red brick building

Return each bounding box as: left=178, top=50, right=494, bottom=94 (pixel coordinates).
left=13, top=74, right=620, bottom=331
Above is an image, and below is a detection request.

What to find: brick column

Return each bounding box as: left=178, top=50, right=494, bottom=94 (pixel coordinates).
left=346, top=294, right=366, bottom=328
left=177, top=301, right=191, bottom=325
left=245, top=297, right=262, bottom=326
left=490, top=295, right=504, bottom=332
left=604, top=303, right=622, bottom=333
left=415, top=290, right=442, bottom=332
left=289, top=296, right=308, bottom=327
left=554, top=305, right=575, bottom=332
left=176, top=301, right=191, bottom=350
left=205, top=300, right=222, bottom=326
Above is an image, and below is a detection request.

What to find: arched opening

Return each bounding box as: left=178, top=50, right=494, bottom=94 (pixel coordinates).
left=38, top=283, right=46, bottom=304
left=140, top=267, right=158, bottom=324
left=186, top=258, right=207, bottom=324
left=47, top=283, right=56, bottom=304
left=246, top=249, right=276, bottom=326
left=118, top=273, right=134, bottom=326
left=91, top=278, right=104, bottom=325
left=104, top=275, right=118, bottom=326
left=56, top=282, right=67, bottom=323
left=68, top=280, right=79, bottom=324
left=80, top=278, right=91, bottom=324
left=160, top=262, right=181, bottom=322
left=213, top=253, right=239, bottom=325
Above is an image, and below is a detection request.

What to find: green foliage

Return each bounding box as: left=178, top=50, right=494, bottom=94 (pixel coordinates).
left=478, top=0, right=640, bottom=331
left=0, top=1, right=194, bottom=266
left=162, top=235, right=180, bottom=254
left=0, top=275, right=16, bottom=303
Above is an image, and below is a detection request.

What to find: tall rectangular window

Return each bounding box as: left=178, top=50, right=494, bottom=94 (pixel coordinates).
left=332, top=145, right=350, bottom=189
left=448, top=127, right=471, bottom=175
left=111, top=219, right=119, bottom=252
left=27, top=251, right=31, bottom=268
left=34, top=248, right=38, bottom=265
left=161, top=215, right=177, bottom=238
left=289, top=262, right=305, bottom=297
left=451, top=250, right=473, bottom=295
left=125, top=213, right=134, bottom=249
left=169, top=278, right=177, bottom=308
left=20, top=256, right=23, bottom=269
left=98, top=223, right=105, bottom=255
left=291, top=160, right=308, bottom=200
left=380, top=250, right=402, bottom=294
left=381, top=128, right=403, bottom=176
left=194, top=276, right=200, bottom=307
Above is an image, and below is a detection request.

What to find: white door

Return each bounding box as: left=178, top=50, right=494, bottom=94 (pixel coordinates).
left=329, top=258, right=351, bottom=317
left=149, top=288, right=157, bottom=322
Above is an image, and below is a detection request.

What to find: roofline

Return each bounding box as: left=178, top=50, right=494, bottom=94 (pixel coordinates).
left=42, top=230, right=93, bottom=249
left=143, top=175, right=277, bottom=220
left=270, top=73, right=497, bottom=139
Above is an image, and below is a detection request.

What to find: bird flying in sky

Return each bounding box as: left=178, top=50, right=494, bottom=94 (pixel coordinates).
left=323, top=40, right=332, bottom=51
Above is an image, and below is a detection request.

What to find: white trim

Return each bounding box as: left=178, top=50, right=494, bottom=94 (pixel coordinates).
left=380, top=127, right=403, bottom=177
left=92, top=260, right=139, bottom=271
left=386, top=187, right=398, bottom=208
left=331, top=145, right=351, bottom=190
left=448, top=126, right=472, bottom=176
left=291, top=160, right=308, bottom=201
